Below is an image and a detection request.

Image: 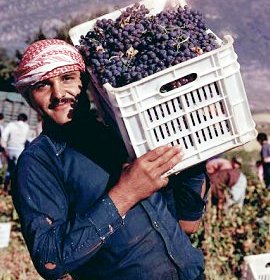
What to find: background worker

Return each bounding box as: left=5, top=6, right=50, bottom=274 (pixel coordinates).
left=1, top=113, right=30, bottom=192
left=206, top=156, right=247, bottom=210
left=0, top=112, right=5, bottom=169
left=257, top=132, right=270, bottom=189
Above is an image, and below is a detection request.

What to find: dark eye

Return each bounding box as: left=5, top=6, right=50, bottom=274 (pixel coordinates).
left=62, top=75, right=73, bottom=81
left=32, top=82, right=48, bottom=90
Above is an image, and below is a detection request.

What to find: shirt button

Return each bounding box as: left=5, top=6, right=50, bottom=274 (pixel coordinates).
left=153, top=221, right=159, bottom=229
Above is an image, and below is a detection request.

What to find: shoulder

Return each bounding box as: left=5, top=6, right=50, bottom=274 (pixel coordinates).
left=19, top=134, right=59, bottom=164
left=18, top=121, right=30, bottom=130
left=3, top=122, right=14, bottom=129
left=14, top=135, right=65, bottom=193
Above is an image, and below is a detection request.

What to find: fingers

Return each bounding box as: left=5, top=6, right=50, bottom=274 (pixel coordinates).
left=157, top=148, right=183, bottom=176
left=159, top=176, right=169, bottom=187
left=158, top=156, right=182, bottom=177
left=142, top=144, right=173, bottom=162
left=151, top=145, right=182, bottom=169
left=137, top=145, right=183, bottom=176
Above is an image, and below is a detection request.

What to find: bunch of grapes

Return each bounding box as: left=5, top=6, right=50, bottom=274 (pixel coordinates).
left=78, top=3, right=219, bottom=88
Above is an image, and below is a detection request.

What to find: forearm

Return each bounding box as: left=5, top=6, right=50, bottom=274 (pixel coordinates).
left=109, top=145, right=182, bottom=217
left=263, top=156, right=270, bottom=163
left=179, top=219, right=201, bottom=234
left=171, top=162, right=209, bottom=234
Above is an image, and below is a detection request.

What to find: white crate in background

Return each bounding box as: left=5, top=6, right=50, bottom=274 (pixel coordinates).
left=69, top=0, right=257, bottom=175
left=243, top=253, right=270, bottom=280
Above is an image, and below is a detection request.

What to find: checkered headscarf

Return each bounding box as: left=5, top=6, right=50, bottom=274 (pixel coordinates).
left=15, top=39, right=85, bottom=93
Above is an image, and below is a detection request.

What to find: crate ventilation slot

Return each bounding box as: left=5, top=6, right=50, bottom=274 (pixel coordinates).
left=147, top=80, right=231, bottom=145
left=185, top=82, right=221, bottom=108
left=189, top=101, right=226, bottom=127
left=153, top=115, right=189, bottom=142
left=150, top=110, right=231, bottom=147
left=146, top=97, right=183, bottom=122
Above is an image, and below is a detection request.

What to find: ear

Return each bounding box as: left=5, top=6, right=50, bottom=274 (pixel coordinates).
left=22, top=91, right=34, bottom=108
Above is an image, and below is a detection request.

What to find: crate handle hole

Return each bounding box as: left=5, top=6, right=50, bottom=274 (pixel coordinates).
left=266, top=262, right=270, bottom=268
left=160, top=73, right=197, bottom=93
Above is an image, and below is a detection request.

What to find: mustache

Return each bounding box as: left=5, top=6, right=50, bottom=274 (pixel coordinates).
left=48, top=97, right=78, bottom=109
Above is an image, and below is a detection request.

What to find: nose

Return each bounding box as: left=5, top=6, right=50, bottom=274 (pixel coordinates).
left=51, top=80, right=65, bottom=100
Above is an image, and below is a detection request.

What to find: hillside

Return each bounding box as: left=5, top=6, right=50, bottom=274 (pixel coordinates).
left=0, top=0, right=268, bottom=112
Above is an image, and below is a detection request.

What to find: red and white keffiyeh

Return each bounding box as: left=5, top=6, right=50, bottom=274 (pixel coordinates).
left=15, top=39, right=85, bottom=93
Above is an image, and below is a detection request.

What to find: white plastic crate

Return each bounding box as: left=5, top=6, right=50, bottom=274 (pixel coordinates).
left=243, top=253, right=270, bottom=280
left=69, top=0, right=257, bottom=175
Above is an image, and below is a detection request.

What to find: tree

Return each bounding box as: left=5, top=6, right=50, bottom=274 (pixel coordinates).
left=0, top=48, right=18, bottom=92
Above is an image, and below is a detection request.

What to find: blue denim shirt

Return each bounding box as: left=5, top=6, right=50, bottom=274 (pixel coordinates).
left=12, top=123, right=206, bottom=280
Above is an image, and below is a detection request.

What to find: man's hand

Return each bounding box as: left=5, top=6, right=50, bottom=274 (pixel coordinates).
left=109, top=145, right=183, bottom=216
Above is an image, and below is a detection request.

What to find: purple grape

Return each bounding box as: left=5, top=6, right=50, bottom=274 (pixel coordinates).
left=78, top=2, right=219, bottom=88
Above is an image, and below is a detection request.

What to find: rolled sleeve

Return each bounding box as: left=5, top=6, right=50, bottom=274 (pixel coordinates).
left=169, top=162, right=210, bottom=221
left=174, top=187, right=206, bottom=221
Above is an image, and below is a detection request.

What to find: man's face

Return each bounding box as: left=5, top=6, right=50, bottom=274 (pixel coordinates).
left=28, top=71, right=82, bottom=125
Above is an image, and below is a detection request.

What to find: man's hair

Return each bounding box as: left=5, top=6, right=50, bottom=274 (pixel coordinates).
left=17, top=113, right=28, bottom=122
left=257, top=132, right=268, bottom=142
left=0, top=113, right=4, bottom=120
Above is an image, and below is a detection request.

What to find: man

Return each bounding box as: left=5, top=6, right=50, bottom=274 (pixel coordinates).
left=1, top=113, right=30, bottom=191
left=0, top=113, right=4, bottom=136
left=206, top=156, right=247, bottom=209
left=257, top=132, right=270, bottom=189
left=1, top=113, right=30, bottom=159
left=0, top=112, right=5, bottom=169
left=12, top=39, right=208, bottom=280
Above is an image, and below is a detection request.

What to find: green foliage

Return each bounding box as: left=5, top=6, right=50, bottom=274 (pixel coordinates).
left=0, top=167, right=6, bottom=185
left=191, top=151, right=270, bottom=279
left=0, top=48, right=18, bottom=92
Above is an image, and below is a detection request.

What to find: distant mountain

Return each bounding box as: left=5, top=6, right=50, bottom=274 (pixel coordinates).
left=0, top=0, right=132, bottom=51
left=0, top=0, right=268, bottom=113
left=190, top=0, right=270, bottom=113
